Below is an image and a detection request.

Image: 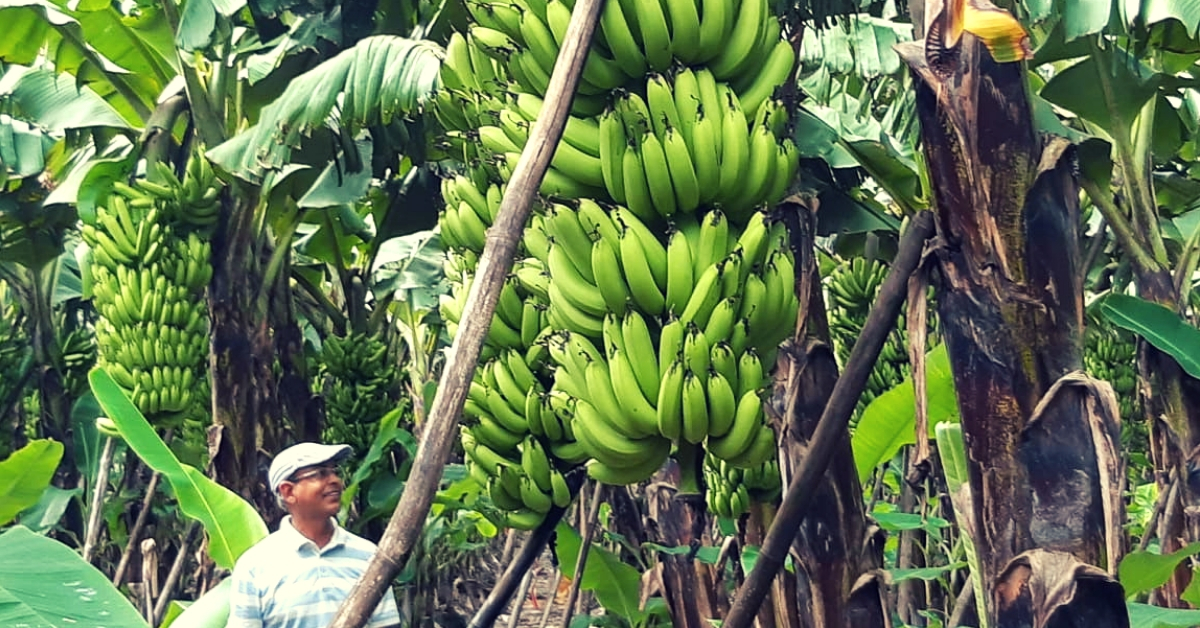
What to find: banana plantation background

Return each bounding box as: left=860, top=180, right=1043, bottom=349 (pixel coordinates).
left=3, top=0, right=1200, bottom=625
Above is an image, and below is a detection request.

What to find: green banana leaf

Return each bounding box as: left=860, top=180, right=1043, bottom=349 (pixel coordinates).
left=0, top=439, right=63, bottom=524
left=208, top=35, right=442, bottom=184
left=89, top=367, right=268, bottom=569
left=555, top=522, right=644, bottom=621
left=160, top=578, right=231, bottom=628
left=1100, top=293, right=1200, bottom=380
left=1126, top=602, right=1200, bottom=628
left=0, top=525, right=149, bottom=627
left=1119, top=542, right=1200, bottom=599
left=851, top=344, right=959, bottom=482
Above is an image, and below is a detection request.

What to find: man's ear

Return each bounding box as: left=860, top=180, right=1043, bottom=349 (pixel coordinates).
left=278, top=483, right=296, bottom=504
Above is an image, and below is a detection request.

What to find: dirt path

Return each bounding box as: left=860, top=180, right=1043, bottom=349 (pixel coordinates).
left=500, top=548, right=575, bottom=628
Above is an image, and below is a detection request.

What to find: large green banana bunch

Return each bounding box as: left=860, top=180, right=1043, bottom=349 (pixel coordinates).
left=82, top=156, right=220, bottom=427
left=433, top=0, right=799, bottom=217
left=438, top=173, right=586, bottom=529
left=434, top=0, right=803, bottom=514
left=703, top=454, right=781, bottom=519
left=319, top=331, right=405, bottom=454
left=1084, top=320, right=1142, bottom=448
left=826, top=257, right=910, bottom=424
left=540, top=207, right=796, bottom=485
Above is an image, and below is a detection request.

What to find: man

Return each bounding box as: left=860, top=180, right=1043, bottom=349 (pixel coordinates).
left=227, top=442, right=401, bottom=628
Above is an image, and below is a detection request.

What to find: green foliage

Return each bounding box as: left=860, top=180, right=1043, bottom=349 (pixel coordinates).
left=208, top=35, right=443, bottom=184
left=0, top=526, right=147, bottom=627
left=555, top=521, right=645, bottom=621
left=1101, top=293, right=1200, bottom=380
left=0, top=439, right=63, bottom=524
left=1119, top=542, right=1200, bottom=600
left=90, top=367, right=268, bottom=569
left=2, top=67, right=131, bottom=132
left=1127, top=602, right=1200, bottom=628
left=160, top=578, right=232, bottom=628
left=851, top=345, right=959, bottom=482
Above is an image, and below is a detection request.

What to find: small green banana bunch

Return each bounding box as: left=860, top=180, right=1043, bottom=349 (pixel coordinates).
left=703, top=454, right=781, bottom=519
left=442, top=0, right=793, bottom=119
left=464, top=431, right=575, bottom=530
left=1084, top=322, right=1139, bottom=423
left=439, top=174, right=507, bottom=256
left=83, top=157, right=217, bottom=427
left=826, top=257, right=910, bottom=424
left=544, top=292, right=781, bottom=488
left=461, top=348, right=586, bottom=457
left=319, top=331, right=404, bottom=453
left=532, top=204, right=798, bottom=354
left=440, top=262, right=552, bottom=361
left=599, top=74, right=797, bottom=224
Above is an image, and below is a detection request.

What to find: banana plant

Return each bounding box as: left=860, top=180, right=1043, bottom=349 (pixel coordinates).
left=1033, top=0, right=1200, bottom=606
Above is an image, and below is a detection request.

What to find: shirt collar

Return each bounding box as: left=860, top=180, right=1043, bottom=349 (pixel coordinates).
left=279, top=515, right=349, bottom=552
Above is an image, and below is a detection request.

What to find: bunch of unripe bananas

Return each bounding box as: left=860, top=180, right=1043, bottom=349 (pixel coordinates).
left=82, top=156, right=220, bottom=428
left=703, top=454, right=781, bottom=519
left=318, top=331, right=405, bottom=454
left=826, top=257, right=912, bottom=424
left=1084, top=320, right=1141, bottom=447
left=434, top=0, right=802, bottom=523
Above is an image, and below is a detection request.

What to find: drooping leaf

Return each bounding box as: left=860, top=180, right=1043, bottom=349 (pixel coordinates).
left=208, top=35, right=441, bottom=184
left=0, top=439, right=64, bottom=525
left=161, top=578, right=231, bottom=628
left=74, top=4, right=176, bottom=87
left=3, top=68, right=130, bottom=131
left=798, top=15, right=914, bottom=78
left=0, top=115, right=54, bottom=177
left=555, top=522, right=645, bottom=620
left=1119, top=542, right=1200, bottom=598
left=888, top=562, right=968, bottom=582
left=1099, top=294, right=1200, bottom=380
left=89, top=367, right=268, bottom=569
left=0, top=526, right=149, bottom=627
left=1063, top=0, right=1112, bottom=41
left=176, top=0, right=216, bottom=51
left=871, top=511, right=952, bottom=531
left=297, top=137, right=375, bottom=208
left=15, top=486, right=79, bottom=534
left=852, top=344, right=960, bottom=482
left=371, top=229, right=447, bottom=312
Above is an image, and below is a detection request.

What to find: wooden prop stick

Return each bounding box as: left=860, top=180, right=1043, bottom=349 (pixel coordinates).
left=326, top=0, right=605, bottom=624
left=722, top=210, right=936, bottom=628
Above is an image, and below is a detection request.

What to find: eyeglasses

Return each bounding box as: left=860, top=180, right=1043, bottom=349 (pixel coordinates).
left=287, top=465, right=342, bottom=483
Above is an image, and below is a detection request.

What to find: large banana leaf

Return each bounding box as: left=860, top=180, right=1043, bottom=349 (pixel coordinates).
left=0, top=0, right=164, bottom=124
left=208, top=35, right=442, bottom=184
left=0, top=439, right=63, bottom=524
left=2, top=67, right=131, bottom=131
left=798, top=14, right=913, bottom=78
left=0, top=525, right=149, bottom=627
left=89, top=367, right=268, bottom=569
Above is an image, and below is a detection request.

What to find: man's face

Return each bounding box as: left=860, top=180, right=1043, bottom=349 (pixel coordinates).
left=279, top=463, right=344, bottom=519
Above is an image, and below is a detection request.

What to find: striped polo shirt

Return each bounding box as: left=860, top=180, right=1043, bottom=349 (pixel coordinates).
left=227, top=516, right=401, bottom=628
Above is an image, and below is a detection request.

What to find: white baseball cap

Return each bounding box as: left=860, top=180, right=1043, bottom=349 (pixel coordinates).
left=268, top=442, right=352, bottom=494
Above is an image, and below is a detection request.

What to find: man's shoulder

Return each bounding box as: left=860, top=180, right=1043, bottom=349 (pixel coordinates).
left=233, top=529, right=293, bottom=569
left=337, top=529, right=380, bottom=552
